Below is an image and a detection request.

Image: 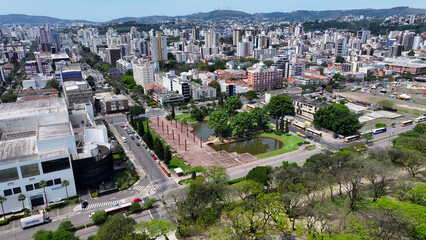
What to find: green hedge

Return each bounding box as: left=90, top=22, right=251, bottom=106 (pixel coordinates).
left=228, top=177, right=246, bottom=185
left=85, top=222, right=95, bottom=228
left=73, top=224, right=86, bottom=231
left=0, top=219, right=9, bottom=226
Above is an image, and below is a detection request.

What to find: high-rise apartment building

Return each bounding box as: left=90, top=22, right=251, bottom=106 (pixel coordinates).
left=205, top=30, right=220, bottom=48
left=133, top=60, right=155, bottom=86
left=192, top=28, right=200, bottom=40
left=150, top=33, right=167, bottom=62
left=233, top=29, right=244, bottom=46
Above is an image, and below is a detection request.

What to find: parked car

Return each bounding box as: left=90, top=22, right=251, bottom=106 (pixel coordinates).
left=89, top=212, right=95, bottom=218
left=133, top=198, right=142, bottom=203
left=152, top=155, right=157, bottom=160
left=121, top=125, right=125, bottom=128
left=136, top=142, right=140, bottom=146
left=131, top=136, right=135, bottom=140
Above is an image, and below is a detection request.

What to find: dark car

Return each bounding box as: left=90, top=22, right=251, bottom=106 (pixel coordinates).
left=136, top=142, right=140, bottom=146
left=81, top=200, right=88, bottom=209
left=131, top=136, right=135, bottom=140
left=136, top=135, right=140, bottom=140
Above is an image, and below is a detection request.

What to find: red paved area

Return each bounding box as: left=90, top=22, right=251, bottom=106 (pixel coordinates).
left=150, top=117, right=259, bottom=169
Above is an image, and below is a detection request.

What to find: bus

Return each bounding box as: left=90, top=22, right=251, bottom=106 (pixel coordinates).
left=415, top=116, right=426, bottom=123
left=105, top=202, right=132, bottom=216
left=296, top=132, right=306, bottom=138
left=372, top=127, right=387, bottom=134
left=292, top=122, right=306, bottom=130
left=400, top=120, right=414, bottom=126
left=306, top=128, right=322, bottom=138
left=360, top=130, right=372, bottom=137
left=344, top=135, right=360, bottom=142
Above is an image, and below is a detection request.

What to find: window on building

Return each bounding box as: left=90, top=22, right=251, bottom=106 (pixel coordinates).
left=20, top=163, right=40, bottom=178
left=0, top=168, right=19, bottom=183
left=54, top=178, right=62, bottom=185
left=13, top=187, right=21, bottom=194
left=3, top=189, right=12, bottom=196
left=34, top=183, right=40, bottom=189
left=26, top=184, right=34, bottom=191
left=41, top=157, right=70, bottom=174
left=46, top=180, right=54, bottom=187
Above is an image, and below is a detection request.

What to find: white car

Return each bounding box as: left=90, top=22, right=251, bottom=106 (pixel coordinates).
left=89, top=212, right=95, bottom=218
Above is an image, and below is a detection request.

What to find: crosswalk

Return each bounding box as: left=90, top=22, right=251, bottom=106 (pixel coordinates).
left=132, top=185, right=146, bottom=192
left=86, top=200, right=122, bottom=210
left=152, top=179, right=176, bottom=190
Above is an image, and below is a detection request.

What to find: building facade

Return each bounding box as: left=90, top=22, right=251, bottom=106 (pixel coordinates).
left=247, top=62, right=283, bottom=91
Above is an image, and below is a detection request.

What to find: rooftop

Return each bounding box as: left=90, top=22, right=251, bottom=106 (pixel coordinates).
left=0, top=137, right=37, bottom=163
left=0, top=98, right=67, bottom=121
left=102, top=94, right=128, bottom=102
left=38, top=122, right=73, bottom=141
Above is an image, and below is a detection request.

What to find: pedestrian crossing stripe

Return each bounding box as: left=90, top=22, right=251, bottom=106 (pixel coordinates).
left=152, top=179, right=176, bottom=189
left=86, top=200, right=120, bottom=210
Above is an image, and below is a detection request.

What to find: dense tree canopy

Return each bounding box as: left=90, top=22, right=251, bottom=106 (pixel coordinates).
left=313, top=103, right=363, bottom=135
left=224, top=96, right=243, bottom=116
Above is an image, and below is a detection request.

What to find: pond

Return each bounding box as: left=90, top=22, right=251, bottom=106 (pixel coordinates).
left=188, top=121, right=214, bottom=142
left=210, top=137, right=284, bottom=155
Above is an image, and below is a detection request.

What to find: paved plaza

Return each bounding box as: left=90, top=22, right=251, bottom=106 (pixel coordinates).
left=150, top=117, right=258, bottom=169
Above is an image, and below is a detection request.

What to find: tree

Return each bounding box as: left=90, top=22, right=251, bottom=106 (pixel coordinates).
left=313, top=103, right=363, bottom=135
left=138, top=219, right=175, bottom=240
left=153, top=138, right=164, bottom=160
left=61, top=180, right=70, bottom=199
left=246, top=166, right=271, bottom=186
left=130, top=202, right=142, bottom=213
left=190, top=106, right=206, bottom=121
left=137, top=120, right=145, bottom=137
left=249, top=107, right=270, bottom=131
left=33, top=229, right=53, bottom=240
left=95, top=214, right=137, bottom=240
left=267, top=95, right=294, bottom=129
left=45, top=79, right=59, bottom=90
left=245, top=90, right=257, bottom=101
left=86, top=76, right=96, bottom=87
left=125, top=69, right=133, bottom=76
left=375, top=123, right=386, bottom=128
left=208, top=81, right=222, bottom=97
left=129, top=106, right=145, bottom=117
left=92, top=210, right=107, bottom=225
left=39, top=180, right=48, bottom=207
left=144, top=124, right=154, bottom=149
left=58, top=220, right=75, bottom=232
left=335, top=55, right=345, bottom=63
left=230, top=111, right=253, bottom=136
left=0, top=195, right=6, bottom=219
left=171, top=104, right=175, bottom=120
left=18, top=193, right=26, bottom=210
left=408, top=50, right=415, bottom=56
left=208, top=110, right=231, bottom=139
left=224, top=96, right=243, bottom=116
left=164, top=146, right=172, bottom=165
left=377, top=99, right=395, bottom=110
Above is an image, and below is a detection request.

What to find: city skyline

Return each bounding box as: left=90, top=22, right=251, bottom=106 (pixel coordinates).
left=1, top=0, right=426, bottom=22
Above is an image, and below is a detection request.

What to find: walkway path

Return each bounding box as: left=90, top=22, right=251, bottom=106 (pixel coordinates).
left=150, top=117, right=258, bottom=169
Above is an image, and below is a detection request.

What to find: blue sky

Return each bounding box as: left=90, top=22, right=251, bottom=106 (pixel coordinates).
left=1, top=0, right=425, bottom=22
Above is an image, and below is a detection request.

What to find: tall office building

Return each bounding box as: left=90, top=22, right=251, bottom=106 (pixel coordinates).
left=233, top=29, right=244, bottom=46
left=273, top=55, right=290, bottom=78
left=192, top=28, right=200, bottom=40
left=106, top=48, right=121, bottom=65
left=150, top=33, right=167, bottom=62
left=39, top=28, right=50, bottom=52
left=388, top=45, right=402, bottom=57
left=205, top=30, right=220, bottom=48
left=412, top=35, right=421, bottom=50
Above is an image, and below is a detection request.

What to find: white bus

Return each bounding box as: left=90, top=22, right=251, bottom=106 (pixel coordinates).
left=292, top=122, right=306, bottom=130
left=372, top=127, right=387, bottom=134
left=415, top=116, right=426, bottom=123
left=306, top=128, right=322, bottom=138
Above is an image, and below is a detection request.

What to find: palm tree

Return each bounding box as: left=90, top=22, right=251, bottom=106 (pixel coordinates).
left=18, top=194, right=26, bottom=210
left=61, top=180, right=70, bottom=199
left=0, top=195, right=7, bottom=219
left=39, top=180, right=48, bottom=207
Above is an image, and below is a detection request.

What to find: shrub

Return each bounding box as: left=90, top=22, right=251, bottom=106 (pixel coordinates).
left=90, top=191, right=98, bottom=198
left=85, top=222, right=95, bottom=228
left=9, top=214, right=26, bottom=221
left=73, top=224, right=86, bottom=231
left=375, top=123, right=387, bottom=128
left=0, top=219, right=10, bottom=226
left=144, top=198, right=157, bottom=209
left=48, top=202, right=67, bottom=210
left=228, top=177, right=246, bottom=185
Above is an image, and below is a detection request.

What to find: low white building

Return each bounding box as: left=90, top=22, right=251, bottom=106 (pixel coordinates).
left=190, top=82, right=216, bottom=100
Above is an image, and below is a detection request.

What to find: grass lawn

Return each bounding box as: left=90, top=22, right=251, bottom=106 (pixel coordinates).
left=168, top=156, right=205, bottom=174
left=256, top=132, right=306, bottom=159
left=174, top=113, right=191, bottom=121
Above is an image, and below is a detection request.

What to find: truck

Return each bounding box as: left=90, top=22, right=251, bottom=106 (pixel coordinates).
left=20, top=212, right=50, bottom=229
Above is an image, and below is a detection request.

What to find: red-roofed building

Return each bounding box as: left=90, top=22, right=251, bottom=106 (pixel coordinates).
left=247, top=63, right=283, bottom=91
